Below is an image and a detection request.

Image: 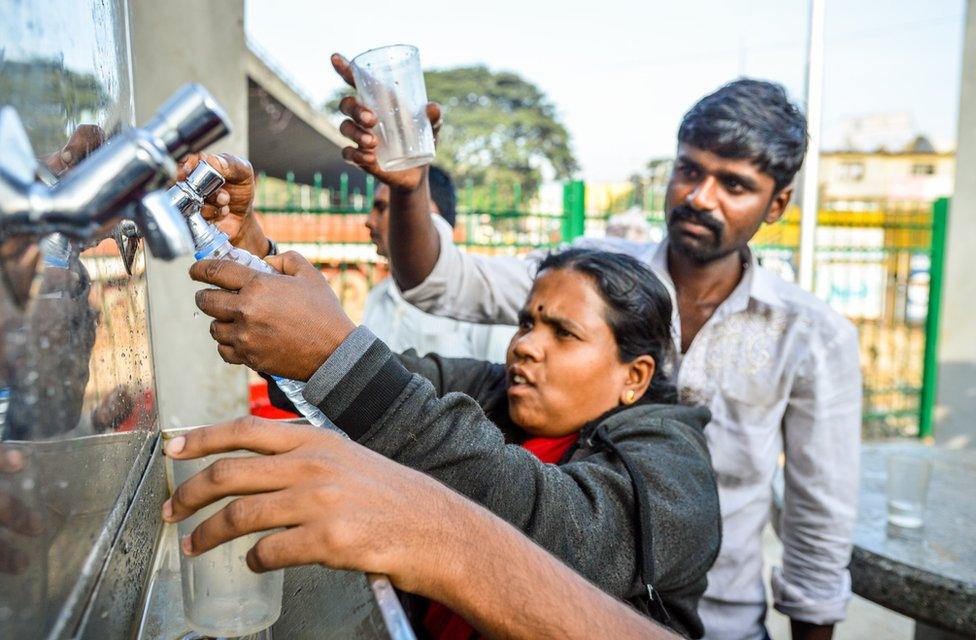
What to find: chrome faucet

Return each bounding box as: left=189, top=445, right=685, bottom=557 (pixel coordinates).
left=0, top=84, right=231, bottom=259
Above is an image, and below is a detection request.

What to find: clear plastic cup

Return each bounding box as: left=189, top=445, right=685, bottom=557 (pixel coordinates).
left=886, top=454, right=932, bottom=529
left=163, top=426, right=283, bottom=637
left=351, top=44, right=436, bottom=171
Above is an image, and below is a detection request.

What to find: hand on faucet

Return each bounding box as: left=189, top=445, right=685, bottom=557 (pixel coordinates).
left=178, top=153, right=270, bottom=258
left=38, top=125, right=106, bottom=177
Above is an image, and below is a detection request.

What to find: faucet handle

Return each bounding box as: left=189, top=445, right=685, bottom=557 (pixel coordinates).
left=135, top=191, right=195, bottom=260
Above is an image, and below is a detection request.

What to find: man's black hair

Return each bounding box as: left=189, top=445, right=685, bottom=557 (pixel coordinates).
left=678, top=79, right=808, bottom=192
left=428, top=166, right=457, bottom=228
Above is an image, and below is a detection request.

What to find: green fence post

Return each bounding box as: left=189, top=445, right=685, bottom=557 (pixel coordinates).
left=562, top=180, right=586, bottom=243
left=339, top=172, right=349, bottom=209
left=285, top=171, right=296, bottom=209
left=919, top=197, right=949, bottom=440
left=365, top=174, right=375, bottom=209
left=257, top=171, right=267, bottom=208
left=312, top=172, right=323, bottom=209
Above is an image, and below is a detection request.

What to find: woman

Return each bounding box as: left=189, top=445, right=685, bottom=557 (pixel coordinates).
left=187, top=246, right=722, bottom=638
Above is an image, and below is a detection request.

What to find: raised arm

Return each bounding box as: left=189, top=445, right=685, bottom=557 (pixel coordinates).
left=330, top=54, right=536, bottom=324
left=162, top=419, right=680, bottom=640
left=330, top=54, right=441, bottom=291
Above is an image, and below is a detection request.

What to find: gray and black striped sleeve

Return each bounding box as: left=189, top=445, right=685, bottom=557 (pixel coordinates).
left=302, top=326, right=412, bottom=439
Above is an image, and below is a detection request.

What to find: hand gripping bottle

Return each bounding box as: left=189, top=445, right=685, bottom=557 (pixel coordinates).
left=170, top=161, right=340, bottom=432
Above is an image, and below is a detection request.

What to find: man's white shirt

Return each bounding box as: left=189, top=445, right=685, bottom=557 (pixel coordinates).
left=362, top=276, right=514, bottom=364
left=402, top=215, right=862, bottom=640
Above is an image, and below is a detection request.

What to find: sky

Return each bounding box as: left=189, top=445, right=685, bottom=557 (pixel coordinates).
left=245, top=0, right=965, bottom=182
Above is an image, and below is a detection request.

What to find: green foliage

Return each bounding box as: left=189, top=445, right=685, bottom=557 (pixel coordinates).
left=328, top=65, right=578, bottom=198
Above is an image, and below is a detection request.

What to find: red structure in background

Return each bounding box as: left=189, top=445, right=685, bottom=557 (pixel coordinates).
left=249, top=380, right=300, bottom=420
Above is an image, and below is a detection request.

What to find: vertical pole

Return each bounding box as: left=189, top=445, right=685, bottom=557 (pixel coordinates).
left=365, top=174, right=375, bottom=210
left=562, top=180, right=586, bottom=243
left=798, top=0, right=825, bottom=291
left=257, top=171, right=267, bottom=209
left=340, top=172, right=349, bottom=209
left=313, top=172, right=323, bottom=210
left=285, top=170, right=296, bottom=209
left=919, top=198, right=949, bottom=440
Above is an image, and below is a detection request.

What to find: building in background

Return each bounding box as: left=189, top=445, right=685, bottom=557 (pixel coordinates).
left=821, top=135, right=955, bottom=204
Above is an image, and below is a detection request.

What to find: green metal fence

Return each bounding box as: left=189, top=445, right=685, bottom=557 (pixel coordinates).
left=254, top=172, right=947, bottom=439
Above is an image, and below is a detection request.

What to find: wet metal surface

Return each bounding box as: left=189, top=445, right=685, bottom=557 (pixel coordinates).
left=1, top=1, right=159, bottom=635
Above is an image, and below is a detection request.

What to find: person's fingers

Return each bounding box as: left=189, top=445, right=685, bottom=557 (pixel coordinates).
left=0, top=491, right=42, bottom=535
left=213, top=190, right=231, bottom=207
left=199, top=203, right=220, bottom=221
left=178, top=153, right=201, bottom=181
left=209, top=320, right=236, bottom=346
left=189, top=258, right=261, bottom=291
left=331, top=53, right=356, bottom=88
left=183, top=490, right=303, bottom=557
left=216, top=344, right=245, bottom=365
left=166, top=456, right=297, bottom=524
left=211, top=153, right=254, bottom=184
left=338, top=120, right=378, bottom=150
left=247, top=526, right=324, bottom=573
left=341, top=146, right=378, bottom=169
left=263, top=251, right=320, bottom=278
left=194, top=288, right=240, bottom=322
left=0, top=448, right=24, bottom=474
left=338, top=96, right=377, bottom=128
left=426, top=103, right=442, bottom=130
left=163, top=416, right=321, bottom=460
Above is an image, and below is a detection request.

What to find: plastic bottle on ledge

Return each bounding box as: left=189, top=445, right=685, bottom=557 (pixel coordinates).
left=172, top=161, right=342, bottom=433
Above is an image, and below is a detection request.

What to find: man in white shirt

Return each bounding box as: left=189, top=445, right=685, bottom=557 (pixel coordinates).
left=361, top=167, right=513, bottom=363
left=332, top=58, right=861, bottom=640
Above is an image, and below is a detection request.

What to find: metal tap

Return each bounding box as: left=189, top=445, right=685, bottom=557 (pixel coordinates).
left=0, top=84, right=231, bottom=260
left=166, top=158, right=226, bottom=250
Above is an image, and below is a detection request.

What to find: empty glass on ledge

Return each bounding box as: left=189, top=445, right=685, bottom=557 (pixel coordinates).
left=886, top=453, right=932, bottom=530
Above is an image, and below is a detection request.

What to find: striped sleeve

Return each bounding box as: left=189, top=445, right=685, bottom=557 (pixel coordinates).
left=301, top=326, right=412, bottom=439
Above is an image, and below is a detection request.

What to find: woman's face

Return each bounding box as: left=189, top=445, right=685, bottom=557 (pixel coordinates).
left=506, top=268, right=645, bottom=437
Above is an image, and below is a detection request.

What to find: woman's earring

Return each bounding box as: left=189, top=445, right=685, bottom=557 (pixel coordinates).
left=624, top=389, right=636, bottom=405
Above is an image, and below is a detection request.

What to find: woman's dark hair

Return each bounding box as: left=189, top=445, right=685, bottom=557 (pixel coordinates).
left=678, top=78, right=808, bottom=192
left=537, top=248, right=678, bottom=404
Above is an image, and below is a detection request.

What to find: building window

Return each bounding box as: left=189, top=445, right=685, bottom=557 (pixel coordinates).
left=838, top=161, right=865, bottom=182
left=911, top=163, right=936, bottom=176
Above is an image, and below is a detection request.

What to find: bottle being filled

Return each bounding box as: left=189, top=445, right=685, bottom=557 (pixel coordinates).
left=170, top=161, right=341, bottom=433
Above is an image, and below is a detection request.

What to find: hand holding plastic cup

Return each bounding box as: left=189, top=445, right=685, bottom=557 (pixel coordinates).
left=351, top=44, right=435, bottom=171
left=163, top=426, right=283, bottom=638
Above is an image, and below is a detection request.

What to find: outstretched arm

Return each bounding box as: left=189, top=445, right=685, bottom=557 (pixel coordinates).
left=163, top=419, right=680, bottom=640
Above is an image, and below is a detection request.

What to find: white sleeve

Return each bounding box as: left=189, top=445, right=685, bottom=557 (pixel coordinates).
left=771, top=319, right=862, bottom=624
left=399, top=215, right=542, bottom=325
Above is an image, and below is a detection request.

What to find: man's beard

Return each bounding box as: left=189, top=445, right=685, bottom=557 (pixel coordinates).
left=666, top=205, right=734, bottom=264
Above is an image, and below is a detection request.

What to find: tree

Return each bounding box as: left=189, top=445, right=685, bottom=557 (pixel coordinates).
left=328, top=66, right=578, bottom=202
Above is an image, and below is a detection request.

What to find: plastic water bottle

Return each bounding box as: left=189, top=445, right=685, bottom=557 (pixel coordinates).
left=189, top=215, right=338, bottom=431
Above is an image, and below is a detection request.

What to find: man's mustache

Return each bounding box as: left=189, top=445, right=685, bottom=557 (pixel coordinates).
left=668, top=205, right=724, bottom=239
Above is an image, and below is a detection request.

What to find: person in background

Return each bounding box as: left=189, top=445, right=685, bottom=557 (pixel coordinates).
left=362, top=166, right=514, bottom=363
left=332, top=49, right=863, bottom=640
